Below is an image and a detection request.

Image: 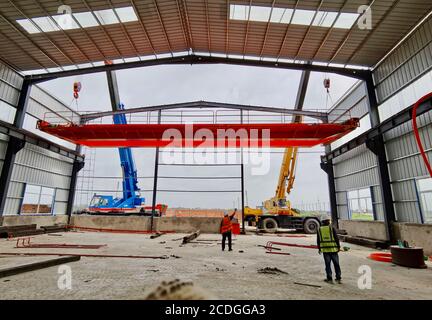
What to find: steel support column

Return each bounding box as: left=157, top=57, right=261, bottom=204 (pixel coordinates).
left=0, top=79, right=32, bottom=217
left=14, top=79, right=32, bottom=128
left=151, top=110, right=162, bottom=232
left=240, top=110, right=245, bottom=234
left=66, top=159, right=84, bottom=223
left=365, top=73, right=396, bottom=243
left=320, top=153, right=338, bottom=229
left=106, top=70, right=121, bottom=111
left=0, top=136, right=25, bottom=217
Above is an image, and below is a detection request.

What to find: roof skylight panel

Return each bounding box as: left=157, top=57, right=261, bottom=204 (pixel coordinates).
left=94, top=9, right=119, bottom=25
left=16, top=6, right=138, bottom=34
left=72, top=12, right=99, bottom=28
left=230, top=4, right=360, bottom=30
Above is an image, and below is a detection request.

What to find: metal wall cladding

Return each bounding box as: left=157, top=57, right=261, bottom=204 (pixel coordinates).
left=27, top=86, right=80, bottom=123
left=383, top=110, right=432, bottom=223
left=12, top=143, right=73, bottom=188
left=394, top=201, right=422, bottom=223
left=0, top=62, right=22, bottom=111
left=374, top=16, right=432, bottom=103
left=328, top=81, right=369, bottom=123
left=0, top=134, right=7, bottom=172
left=0, top=62, right=76, bottom=216
left=385, top=110, right=432, bottom=181
left=332, top=144, right=383, bottom=220
left=3, top=141, right=73, bottom=215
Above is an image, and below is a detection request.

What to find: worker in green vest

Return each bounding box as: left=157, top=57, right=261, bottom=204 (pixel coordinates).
left=317, top=217, right=342, bottom=284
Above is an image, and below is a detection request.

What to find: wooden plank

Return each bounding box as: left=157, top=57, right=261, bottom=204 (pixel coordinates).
left=182, top=230, right=201, bottom=244
left=0, top=256, right=81, bottom=278
left=0, top=224, right=37, bottom=233
left=3, top=229, right=45, bottom=238
left=150, top=232, right=163, bottom=239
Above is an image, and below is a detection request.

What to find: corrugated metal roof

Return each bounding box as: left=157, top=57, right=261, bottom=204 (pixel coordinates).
left=0, top=0, right=430, bottom=72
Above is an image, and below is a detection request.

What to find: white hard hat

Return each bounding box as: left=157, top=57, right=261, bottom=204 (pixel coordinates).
left=223, top=211, right=228, bottom=216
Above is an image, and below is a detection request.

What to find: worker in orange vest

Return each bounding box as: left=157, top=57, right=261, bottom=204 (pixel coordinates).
left=220, top=208, right=237, bottom=251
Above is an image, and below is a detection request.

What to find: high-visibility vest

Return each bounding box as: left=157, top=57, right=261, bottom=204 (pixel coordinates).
left=220, top=216, right=232, bottom=234
left=318, top=225, right=339, bottom=253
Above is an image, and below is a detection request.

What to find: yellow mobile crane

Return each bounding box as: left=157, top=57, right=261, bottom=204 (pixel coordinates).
left=243, top=70, right=328, bottom=234
left=244, top=144, right=324, bottom=234
left=262, top=146, right=298, bottom=215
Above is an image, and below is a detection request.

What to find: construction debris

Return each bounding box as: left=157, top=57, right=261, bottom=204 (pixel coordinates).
left=257, top=267, right=288, bottom=275
left=0, top=255, right=80, bottom=278
left=14, top=237, right=106, bottom=249
left=0, top=224, right=37, bottom=237
left=265, top=241, right=318, bottom=252
left=277, top=235, right=308, bottom=238
left=266, top=251, right=291, bottom=256
left=0, top=224, right=70, bottom=238
left=40, top=224, right=68, bottom=233
left=293, top=282, right=322, bottom=288
left=0, top=252, right=168, bottom=259
left=182, top=230, right=201, bottom=244
left=150, top=232, right=164, bottom=239
left=68, top=225, right=175, bottom=235
left=339, top=235, right=388, bottom=249
left=257, top=245, right=281, bottom=250
left=144, top=279, right=216, bottom=300
left=0, top=224, right=42, bottom=238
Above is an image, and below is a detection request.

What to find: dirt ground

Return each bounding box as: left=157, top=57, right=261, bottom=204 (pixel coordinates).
left=0, top=230, right=431, bottom=300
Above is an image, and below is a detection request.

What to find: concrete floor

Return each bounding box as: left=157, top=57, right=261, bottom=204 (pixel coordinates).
left=0, top=231, right=431, bottom=300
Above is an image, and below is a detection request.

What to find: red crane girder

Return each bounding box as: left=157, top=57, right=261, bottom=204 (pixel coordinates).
left=37, top=119, right=359, bottom=148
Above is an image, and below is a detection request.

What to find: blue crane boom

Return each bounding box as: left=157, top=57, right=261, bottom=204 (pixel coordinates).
left=113, top=104, right=140, bottom=203
left=88, top=103, right=145, bottom=212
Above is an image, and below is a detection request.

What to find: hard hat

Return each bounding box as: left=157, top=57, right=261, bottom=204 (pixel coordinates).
left=223, top=211, right=228, bottom=216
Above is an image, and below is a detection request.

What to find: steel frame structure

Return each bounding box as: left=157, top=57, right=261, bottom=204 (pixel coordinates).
left=24, top=54, right=370, bottom=85
left=1, top=50, right=420, bottom=242
left=0, top=54, right=385, bottom=228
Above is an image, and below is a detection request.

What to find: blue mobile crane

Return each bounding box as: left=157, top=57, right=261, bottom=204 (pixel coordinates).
left=87, top=103, right=147, bottom=214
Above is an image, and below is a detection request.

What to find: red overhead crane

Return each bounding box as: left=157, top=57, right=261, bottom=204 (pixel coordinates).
left=37, top=119, right=359, bottom=148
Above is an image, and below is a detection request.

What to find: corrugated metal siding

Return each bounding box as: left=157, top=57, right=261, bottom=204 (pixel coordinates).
left=0, top=61, right=21, bottom=123
left=384, top=109, right=432, bottom=223
left=328, top=81, right=369, bottom=123
left=0, top=62, right=76, bottom=216
left=374, top=15, right=432, bottom=103
left=333, top=144, right=384, bottom=221
left=3, top=143, right=73, bottom=215
left=27, top=86, right=80, bottom=123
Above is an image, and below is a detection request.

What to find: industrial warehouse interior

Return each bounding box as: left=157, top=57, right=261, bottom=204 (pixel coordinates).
left=0, top=0, right=432, bottom=310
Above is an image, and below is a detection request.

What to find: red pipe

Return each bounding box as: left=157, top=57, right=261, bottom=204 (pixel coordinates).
left=368, top=252, right=392, bottom=263
left=412, top=92, right=432, bottom=178
left=267, top=241, right=318, bottom=249
left=0, top=252, right=168, bottom=259
left=68, top=225, right=175, bottom=234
